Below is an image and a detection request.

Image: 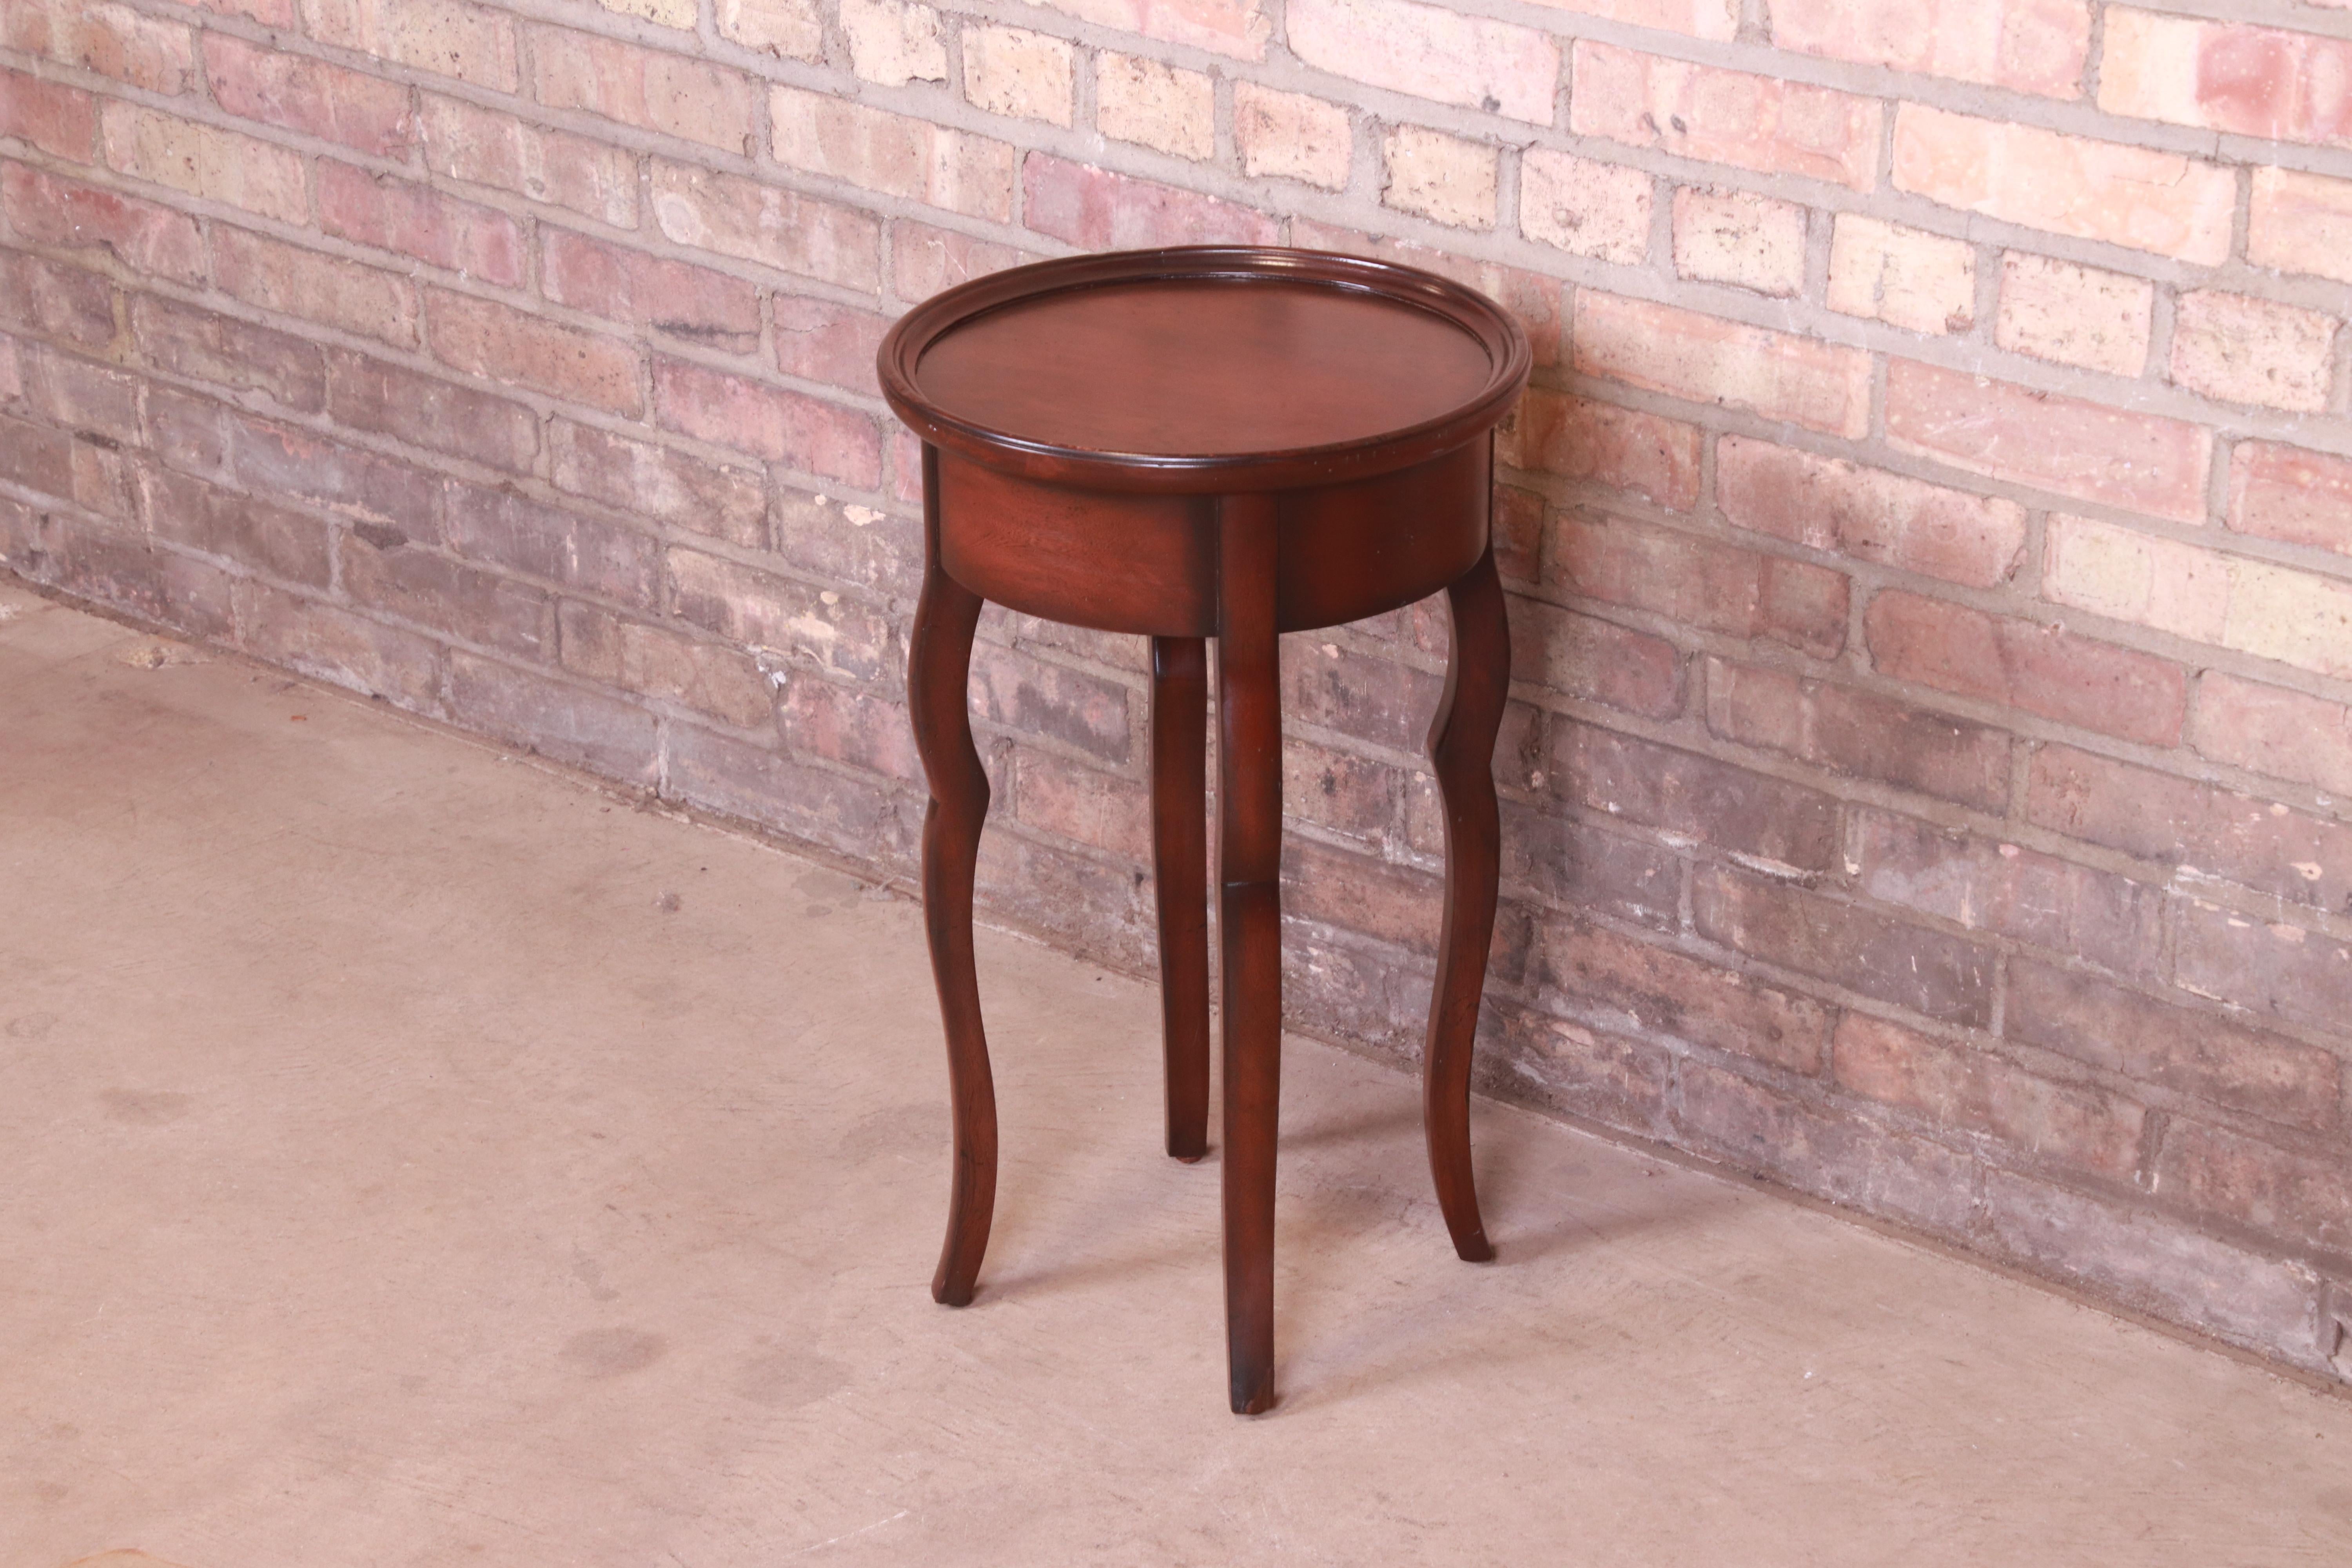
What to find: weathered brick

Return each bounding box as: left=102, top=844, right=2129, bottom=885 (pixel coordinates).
left=2, top=162, right=202, bottom=283
left=1518, top=149, right=1651, bottom=264
left=779, top=673, right=919, bottom=781
left=426, top=289, right=641, bottom=417
left=1031, top=0, right=1269, bottom=60
left=540, top=229, right=759, bottom=357
left=2156, top=1118, right=2352, bottom=1256
left=300, top=0, right=518, bottom=93
left=841, top=0, right=947, bottom=86
left=325, top=350, right=539, bottom=474
left=317, top=162, right=524, bottom=287
left=891, top=220, right=1029, bottom=302
left=668, top=725, right=916, bottom=865
left=716, top=0, right=822, bottom=58
left=1496, top=1004, right=1675, bottom=1138
left=0, top=66, right=100, bottom=162
left=202, top=33, right=413, bottom=158
left=2249, top=166, right=2352, bottom=285
left=5, top=0, right=195, bottom=95
left=771, top=486, right=918, bottom=598
left=231, top=580, right=441, bottom=710
left=0, top=410, right=73, bottom=497
left=1501, top=392, right=1700, bottom=512
left=1576, top=292, right=1872, bottom=439
left=597, top=0, right=695, bottom=31
left=652, top=359, right=880, bottom=488
left=32, top=348, right=162, bottom=445
left=1994, top=252, right=2152, bottom=377
left=146, top=388, right=227, bottom=479
left=1884, top=359, right=2211, bottom=524
left=774, top=296, right=888, bottom=394
left=214, top=227, right=419, bottom=348
left=100, top=103, right=307, bottom=225
left=419, top=96, right=637, bottom=228
left=1523, top=0, right=1735, bottom=36
left=18, top=523, right=233, bottom=638
left=1289, top=0, right=1558, bottom=125
left=1773, top=0, right=2089, bottom=97
left=1382, top=126, right=1497, bottom=230
left=1233, top=82, right=1350, bottom=189
left=669, top=549, right=895, bottom=682
left=1094, top=53, right=1214, bottom=160
left=1532, top=913, right=1827, bottom=1073
left=1891, top=104, right=2234, bottom=264
left=2100, top=9, right=2352, bottom=151
left=1671, top=187, right=1806, bottom=296
left=345, top=534, right=550, bottom=657
left=1571, top=40, right=1882, bottom=191
left=770, top=85, right=1015, bottom=221
left=1004, top=746, right=1142, bottom=855
left=2189, top=671, right=2352, bottom=799
left=1552, top=719, right=1842, bottom=871
left=548, top=419, right=765, bottom=550
left=1704, top=657, right=2011, bottom=810
left=1866, top=587, right=2185, bottom=746
left=0, top=337, right=19, bottom=404
left=447, top=650, right=659, bottom=782
left=0, top=251, right=116, bottom=349
left=1282, top=736, right=1401, bottom=845
left=2169, top=291, right=2339, bottom=414
left=1693, top=866, right=1996, bottom=1026
left=1716, top=437, right=2027, bottom=589
left=967, top=642, right=1131, bottom=763
left=2026, top=742, right=2352, bottom=914
left=1854, top=808, right=2160, bottom=976
left=650, top=162, right=882, bottom=292
left=1283, top=836, right=1462, bottom=958
left=1834, top=1014, right=2143, bottom=1179
left=1508, top=595, right=1685, bottom=719
left=1550, top=510, right=1850, bottom=659
left=131, top=296, right=324, bottom=414
left=224, top=414, right=436, bottom=531
left=1502, top=801, right=1681, bottom=928
left=962, top=24, right=1074, bottom=127
left=443, top=481, right=658, bottom=606
left=1824, top=215, right=1976, bottom=336
left=2228, top=441, right=2352, bottom=559
left=558, top=602, right=771, bottom=728
left=2008, top=958, right=2341, bottom=1133
left=530, top=27, right=756, bottom=153
left=2043, top=513, right=2352, bottom=684
left=2176, top=902, right=2352, bottom=1038
left=1022, top=154, right=1278, bottom=249
left=138, top=467, right=329, bottom=587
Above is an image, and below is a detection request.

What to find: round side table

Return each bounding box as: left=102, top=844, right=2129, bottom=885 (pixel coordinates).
left=877, top=246, right=1531, bottom=1414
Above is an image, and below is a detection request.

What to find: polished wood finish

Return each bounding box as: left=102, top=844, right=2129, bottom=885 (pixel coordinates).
left=880, top=246, right=1530, bottom=1412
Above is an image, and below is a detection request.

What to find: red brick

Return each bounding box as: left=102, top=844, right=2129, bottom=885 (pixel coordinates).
left=2189, top=671, right=2352, bottom=799
left=1854, top=808, right=2161, bottom=976
left=1490, top=484, right=1541, bottom=584
left=770, top=487, right=918, bottom=600
left=1519, top=149, right=1652, bottom=265
left=2176, top=903, right=2352, bottom=1038
left=447, top=651, right=659, bottom=784
left=231, top=580, right=441, bottom=710
left=223, top=413, right=436, bottom=531
left=1021, top=153, right=1279, bottom=249
left=650, top=161, right=882, bottom=292
left=1552, top=720, right=1840, bottom=872
left=131, top=296, right=325, bottom=414
left=1495, top=1004, right=1675, bottom=1135
left=2, top=162, right=202, bottom=284
left=780, top=675, right=920, bottom=782
left=2156, top=1118, right=2352, bottom=1255
left=2170, top=290, right=2338, bottom=414
left=345, top=534, right=552, bottom=658
left=426, top=289, right=641, bottom=416
left=1716, top=437, right=2027, bottom=589
left=443, top=481, right=659, bottom=607
left=775, top=297, right=888, bottom=394
left=1282, top=737, right=1401, bottom=845
left=18, top=347, right=138, bottom=443
left=539, top=230, right=759, bottom=357
left=668, top=549, right=895, bottom=684
left=1995, top=252, right=2152, bottom=377
left=5, top=0, right=195, bottom=95
left=891, top=220, right=1028, bottom=302
left=1283, top=837, right=1452, bottom=957
left=1508, top=596, right=1685, bottom=720
left=202, top=33, right=413, bottom=158
left=0, top=66, right=98, bottom=162
left=1286, top=0, right=1558, bottom=125
left=100, top=103, right=307, bottom=225
left=2249, top=166, right=2352, bottom=286
left=325, top=349, right=539, bottom=474
left=1836, top=1014, right=2143, bottom=1179
left=1705, top=657, right=2011, bottom=811
left=1281, top=638, right=1441, bottom=751
left=1773, top=0, right=2089, bottom=97
left=967, top=642, right=1131, bottom=764
left=299, top=0, right=519, bottom=94
left=2025, top=743, right=2352, bottom=914
left=1551, top=511, right=1849, bottom=659
left=1695, top=866, right=1996, bottom=1025
left=2228, top=441, right=2352, bottom=559
left=0, top=410, right=73, bottom=497
left=1866, top=588, right=2185, bottom=746
left=316, top=162, right=524, bottom=288
left=666, top=725, right=916, bottom=865
left=558, top=602, right=771, bottom=728
left=716, top=0, right=822, bottom=58
left=1570, top=40, right=1882, bottom=191
left=1892, top=104, right=2234, bottom=264
left=1671, top=187, right=1807, bottom=296
left=652, top=359, right=880, bottom=488
left=0, top=336, right=18, bottom=404
left=214, top=228, right=419, bottom=348
left=20, top=523, right=233, bottom=638
left=769, top=85, right=1015, bottom=220
left=144, top=389, right=226, bottom=481
left=419, top=96, right=637, bottom=229
left=1503, top=801, right=1681, bottom=929
left=0, top=250, right=115, bottom=348
left=1498, top=391, right=1700, bottom=511
left=529, top=26, right=756, bottom=152
left=1884, top=359, right=2211, bottom=525
left=2100, top=9, right=2352, bottom=151
left=548, top=420, right=765, bottom=551
left=137, top=467, right=330, bottom=587
left=1575, top=292, right=1872, bottom=439
left=1531, top=913, right=1827, bottom=1073
left=2008, top=958, right=2340, bottom=1133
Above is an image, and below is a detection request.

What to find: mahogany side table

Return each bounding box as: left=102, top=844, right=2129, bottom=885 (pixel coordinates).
left=876, top=246, right=1531, bottom=1414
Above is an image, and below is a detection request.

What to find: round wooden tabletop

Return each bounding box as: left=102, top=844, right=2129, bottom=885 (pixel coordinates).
left=878, top=247, right=1532, bottom=494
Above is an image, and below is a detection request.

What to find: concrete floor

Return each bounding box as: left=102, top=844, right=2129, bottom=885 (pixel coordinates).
left=3, top=576, right=2348, bottom=1568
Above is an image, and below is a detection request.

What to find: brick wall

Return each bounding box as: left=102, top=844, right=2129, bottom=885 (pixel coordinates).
left=4, top=0, right=2350, bottom=1383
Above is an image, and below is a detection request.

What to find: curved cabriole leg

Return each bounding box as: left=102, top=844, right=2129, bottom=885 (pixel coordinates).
left=1216, top=494, right=1283, bottom=1416
left=1151, top=636, right=1212, bottom=1163
left=1424, top=544, right=1509, bottom=1264
left=909, top=445, right=996, bottom=1308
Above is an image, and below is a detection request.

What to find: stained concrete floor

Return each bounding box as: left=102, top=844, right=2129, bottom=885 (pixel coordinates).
left=3, top=575, right=2349, bottom=1567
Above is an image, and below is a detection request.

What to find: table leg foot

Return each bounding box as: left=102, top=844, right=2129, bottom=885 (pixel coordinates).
left=1151, top=635, right=1211, bottom=1164
left=1425, top=545, right=1508, bottom=1265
